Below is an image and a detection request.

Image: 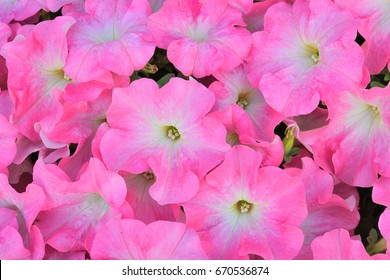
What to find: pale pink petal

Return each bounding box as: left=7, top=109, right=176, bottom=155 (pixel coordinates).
left=228, top=0, right=252, bottom=13
left=0, top=90, right=13, bottom=118
left=378, top=209, right=390, bottom=253
left=0, top=226, right=31, bottom=259
left=90, top=218, right=207, bottom=259
left=44, top=245, right=86, bottom=260
left=167, top=38, right=224, bottom=77
left=373, top=177, right=390, bottom=207
left=76, top=158, right=127, bottom=209
left=311, top=229, right=371, bottom=260
left=243, top=0, right=286, bottom=33
left=44, top=90, right=111, bottom=144
left=122, top=171, right=176, bottom=224
left=0, top=208, right=18, bottom=231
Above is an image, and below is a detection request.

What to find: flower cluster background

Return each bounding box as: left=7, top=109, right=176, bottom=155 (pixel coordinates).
left=0, top=0, right=390, bottom=260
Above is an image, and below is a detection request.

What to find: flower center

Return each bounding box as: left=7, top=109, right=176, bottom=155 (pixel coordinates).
left=236, top=97, right=248, bottom=109
left=226, top=132, right=240, bottom=146
left=165, top=126, right=181, bottom=141
left=235, top=200, right=253, bottom=214
left=142, top=171, right=155, bottom=181
left=63, top=72, right=71, bottom=81
left=187, top=23, right=209, bottom=42
left=304, top=43, right=320, bottom=64
left=370, top=105, right=380, bottom=115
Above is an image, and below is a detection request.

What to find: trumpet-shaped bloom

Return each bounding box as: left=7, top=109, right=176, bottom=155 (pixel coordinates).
left=1, top=16, right=75, bottom=141
left=208, top=105, right=284, bottom=167
left=33, top=158, right=132, bottom=252
left=209, top=64, right=284, bottom=142
left=64, top=0, right=155, bottom=82
left=100, top=78, right=230, bottom=205
left=90, top=218, right=207, bottom=259
left=184, top=145, right=307, bottom=259
left=335, top=0, right=390, bottom=74
left=247, top=0, right=364, bottom=116
left=310, top=86, right=390, bottom=187
left=147, top=0, right=252, bottom=78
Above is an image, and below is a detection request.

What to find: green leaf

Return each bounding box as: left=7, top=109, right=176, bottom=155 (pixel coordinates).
left=130, top=72, right=142, bottom=82
left=157, top=73, right=175, bottom=88
left=369, top=81, right=386, bottom=88
left=384, top=72, right=390, bottom=82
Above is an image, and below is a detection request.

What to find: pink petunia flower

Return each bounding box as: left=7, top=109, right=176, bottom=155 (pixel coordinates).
left=64, top=0, right=155, bottom=82
left=1, top=16, right=75, bottom=141
left=90, top=218, right=207, bottom=259
left=309, top=86, right=390, bottom=187
left=209, top=64, right=284, bottom=142
left=147, top=0, right=252, bottom=78
left=100, top=78, right=230, bottom=205
left=207, top=105, right=284, bottom=167
left=183, top=145, right=307, bottom=259
left=335, top=0, right=390, bottom=74
left=247, top=0, right=364, bottom=116
left=33, top=158, right=132, bottom=252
